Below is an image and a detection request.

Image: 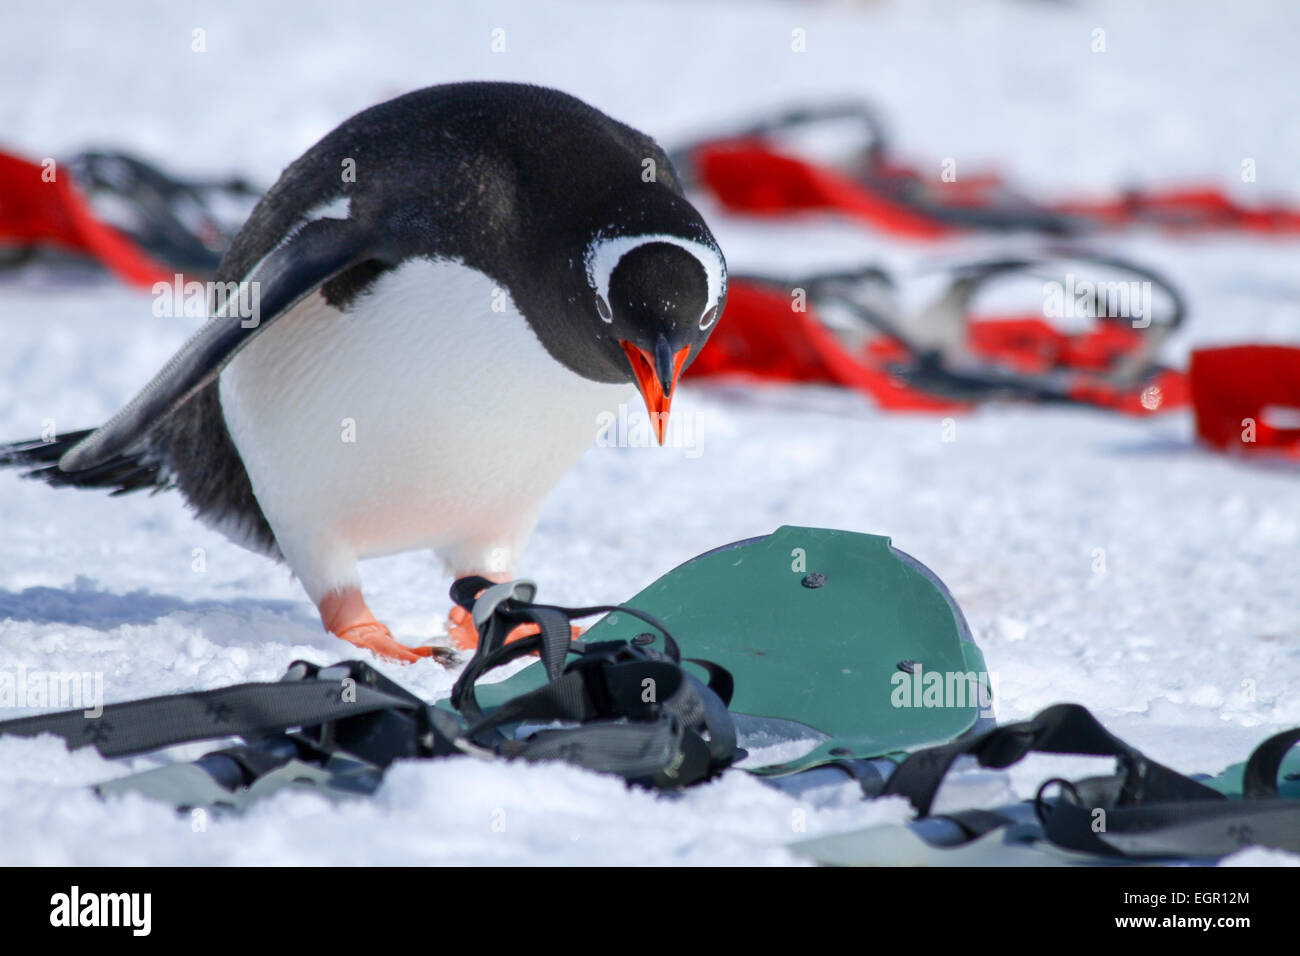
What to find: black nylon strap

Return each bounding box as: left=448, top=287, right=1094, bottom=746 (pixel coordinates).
left=0, top=679, right=418, bottom=759
left=446, top=578, right=737, bottom=786
left=449, top=593, right=684, bottom=729
left=1042, top=789, right=1300, bottom=858
left=883, top=703, right=1222, bottom=818
left=533, top=607, right=574, bottom=682
left=466, top=660, right=686, bottom=739
left=684, top=657, right=735, bottom=707
left=511, top=719, right=682, bottom=779
left=1242, top=726, right=1300, bottom=799
left=883, top=703, right=1300, bottom=860
left=464, top=670, right=598, bottom=738
left=667, top=670, right=736, bottom=765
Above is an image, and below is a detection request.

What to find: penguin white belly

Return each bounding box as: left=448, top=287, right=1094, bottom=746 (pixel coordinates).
left=217, top=257, right=634, bottom=601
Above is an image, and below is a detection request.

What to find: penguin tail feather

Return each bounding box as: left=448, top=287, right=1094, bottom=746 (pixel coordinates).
left=0, top=429, right=166, bottom=497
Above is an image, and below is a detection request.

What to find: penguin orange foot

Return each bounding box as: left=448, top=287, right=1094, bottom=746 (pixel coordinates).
left=320, top=588, right=437, bottom=664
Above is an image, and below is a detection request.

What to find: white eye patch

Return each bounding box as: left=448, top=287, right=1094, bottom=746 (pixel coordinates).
left=584, top=233, right=726, bottom=326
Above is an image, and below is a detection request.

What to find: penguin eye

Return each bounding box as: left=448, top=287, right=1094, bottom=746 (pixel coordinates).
left=595, top=294, right=612, bottom=322
left=699, top=305, right=719, bottom=330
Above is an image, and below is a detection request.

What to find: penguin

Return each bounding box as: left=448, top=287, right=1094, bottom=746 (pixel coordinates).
left=0, top=82, right=727, bottom=663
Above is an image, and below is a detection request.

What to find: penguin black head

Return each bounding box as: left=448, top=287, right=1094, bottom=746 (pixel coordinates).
left=582, top=233, right=727, bottom=443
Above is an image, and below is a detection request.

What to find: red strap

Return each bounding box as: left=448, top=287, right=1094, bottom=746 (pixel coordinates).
left=696, top=282, right=1188, bottom=415
left=1191, top=346, right=1300, bottom=455
left=1065, top=367, right=1189, bottom=416
left=967, top=316, right=1147, bottom=375
left=694, top=142, right=952, bottom=240
left=1054, top=186, right=1300, bottom=234
left=691, top=139, right=1300, bottom=236
left=690, top=281, right=967, bottom=411
left=0, top=151, right=173, bottom=287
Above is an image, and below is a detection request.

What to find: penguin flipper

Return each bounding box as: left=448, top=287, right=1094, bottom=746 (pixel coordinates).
left=59, top=217, right=388, bottom=472
left=0, top=429, right=164, bottom=496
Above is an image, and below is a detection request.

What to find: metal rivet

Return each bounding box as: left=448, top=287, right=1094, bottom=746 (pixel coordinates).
left=801, top=572, right=826, bottom=589
left=897, top=659, right=917, bottom=673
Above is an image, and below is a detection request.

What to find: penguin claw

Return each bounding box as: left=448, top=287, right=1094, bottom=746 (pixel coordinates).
left=319, top=588, right=456, bottom=666
left=336, top=621, right=448, bottom=665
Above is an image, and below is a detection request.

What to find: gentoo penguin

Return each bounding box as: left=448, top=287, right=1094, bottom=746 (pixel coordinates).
left=1, top=82, right=727, bottom=663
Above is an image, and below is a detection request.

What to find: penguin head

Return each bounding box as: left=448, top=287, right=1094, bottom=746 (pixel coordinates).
left=583, top=234, right=727, bottom=444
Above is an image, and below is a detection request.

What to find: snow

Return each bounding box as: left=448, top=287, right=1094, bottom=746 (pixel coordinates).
left=1, top=0, right=1299, bottom=865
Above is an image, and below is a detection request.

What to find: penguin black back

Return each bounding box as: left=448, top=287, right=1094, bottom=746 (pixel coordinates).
left=220, top=82, right=716, bottom=379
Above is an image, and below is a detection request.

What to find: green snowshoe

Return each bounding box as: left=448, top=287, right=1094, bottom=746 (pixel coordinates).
left=464, top=525, right=991, bottom=777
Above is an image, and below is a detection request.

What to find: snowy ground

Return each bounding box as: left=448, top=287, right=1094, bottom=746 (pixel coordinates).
left=1, top=0, right=1298, bottom=865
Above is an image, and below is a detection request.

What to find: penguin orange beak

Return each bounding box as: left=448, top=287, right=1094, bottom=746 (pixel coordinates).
left=620, top=337, right=691, bottom=445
